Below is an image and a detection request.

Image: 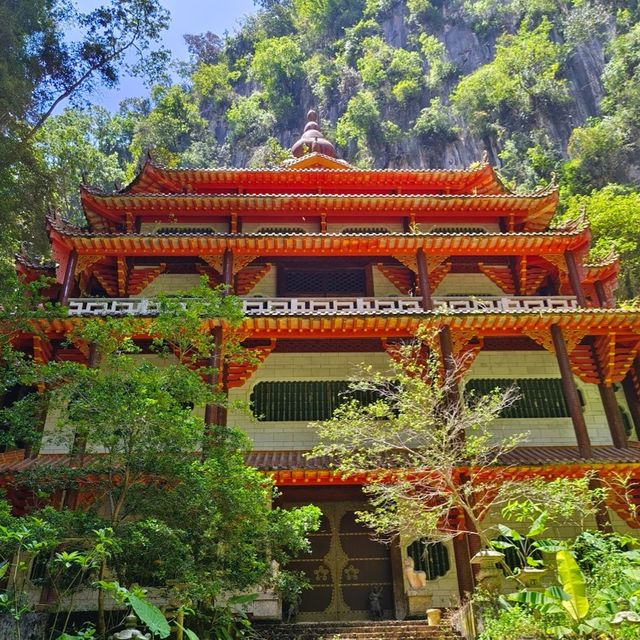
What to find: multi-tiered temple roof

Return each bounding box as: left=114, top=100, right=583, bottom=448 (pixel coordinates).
left=9, top=110, right=640, bottom=513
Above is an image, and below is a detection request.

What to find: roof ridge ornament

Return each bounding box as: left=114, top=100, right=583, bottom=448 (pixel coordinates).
left=291, top=109, right=337, bottom=159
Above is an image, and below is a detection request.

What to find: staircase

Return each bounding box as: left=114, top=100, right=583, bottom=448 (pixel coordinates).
left=253, top=620, right=462, bottom=640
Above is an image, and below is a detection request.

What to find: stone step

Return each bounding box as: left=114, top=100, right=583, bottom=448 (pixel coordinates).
left=253, top=620, right=461, bottom=640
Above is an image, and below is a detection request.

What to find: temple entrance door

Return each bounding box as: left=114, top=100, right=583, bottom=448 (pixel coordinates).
left=287, top=502, right=393, bottom=621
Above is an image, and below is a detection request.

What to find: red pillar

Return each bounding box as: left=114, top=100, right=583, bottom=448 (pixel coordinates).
left=416, top=249, right=432, bottom=311
left=59, top=250, right=78, bottom=305
left=222, top=248, right=234, bottom=295
left=598, top=383, right=628, bottom=449
left=622, top=373, right=640, bottom=440
left=594, top=280, right=608, bottom=308
left=564, top=250, right=587, bottom=307
left=550, top=324, right=592, bottom=458
left=203, top=251, right=234, bottom=457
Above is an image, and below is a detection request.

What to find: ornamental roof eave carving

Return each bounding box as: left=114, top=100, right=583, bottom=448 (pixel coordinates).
left=114, top=156, right=508, bottom=197
left=25, top=306, right=640, bottom=338
left=45, top=214, right=591, bottom=258
left=79, top=186, right=560, bottom=233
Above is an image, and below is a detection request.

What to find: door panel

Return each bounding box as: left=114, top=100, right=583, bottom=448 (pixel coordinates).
left=288, top=502, right=393, bottom=621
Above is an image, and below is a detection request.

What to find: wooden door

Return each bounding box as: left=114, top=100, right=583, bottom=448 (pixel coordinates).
left=286, top=502, right=393, bottom=621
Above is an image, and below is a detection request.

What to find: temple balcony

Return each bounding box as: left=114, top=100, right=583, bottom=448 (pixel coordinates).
left=67, top=295, right=579, bottom=317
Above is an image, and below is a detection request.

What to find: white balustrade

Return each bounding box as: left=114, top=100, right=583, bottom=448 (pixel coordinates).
left=67, top=295, right=578, bottom=317
left=431, top=295, right=578, bottom=313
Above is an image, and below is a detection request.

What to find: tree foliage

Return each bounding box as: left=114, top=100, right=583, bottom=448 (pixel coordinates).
left=309, top=328, right=597, bottom=545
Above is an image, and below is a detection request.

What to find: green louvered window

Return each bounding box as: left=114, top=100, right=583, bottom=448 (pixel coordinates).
left=407, top=540, right=450, bottom=580
left=251, top=380, right=380, bottom=422
left=465, top=378, right=570, bottom=418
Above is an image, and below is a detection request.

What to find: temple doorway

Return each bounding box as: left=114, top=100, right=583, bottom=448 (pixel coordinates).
left=285, top=500, right=394, bottom=621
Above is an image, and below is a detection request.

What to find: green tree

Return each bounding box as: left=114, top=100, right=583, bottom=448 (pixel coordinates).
left=131, top=85, right=207, bottom=168
left=293, top=0, right=366, bottom=40
left=563, top=185, right=640, bottom=300
left=451, top=18, right=568, bottom=136
left=0, top=0, right=168, bottom=262
left=3, top=281, right=320, bottom=636
left=36, top=108, right=127, bottom=225
left=309, top=328, right=596, bottom=546
left=250, top=36, right=305, bottom=122
left=226, top=93, right=277, bottom=146
left=336, top=90, right=381, bottom=165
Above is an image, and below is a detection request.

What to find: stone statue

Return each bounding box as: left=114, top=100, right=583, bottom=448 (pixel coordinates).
left=285, top=596, right=300, bottom=624
left=369, top=585, right=384, bottom=620
left=404, top=557, right=428, bottom=589
left=109, top=614, right=151, bottom=640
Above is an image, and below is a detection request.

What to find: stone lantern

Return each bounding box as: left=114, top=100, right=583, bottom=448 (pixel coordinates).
left=109, top=614, right=151, bottom=640
left=470, top=549, right=504, bottom=591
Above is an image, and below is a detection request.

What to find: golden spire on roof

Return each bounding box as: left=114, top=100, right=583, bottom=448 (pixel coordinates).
left=291, top=109, right=336, bottom=158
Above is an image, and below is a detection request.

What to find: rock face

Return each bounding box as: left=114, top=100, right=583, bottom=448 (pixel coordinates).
left=213, top=2, right=613, bottom=169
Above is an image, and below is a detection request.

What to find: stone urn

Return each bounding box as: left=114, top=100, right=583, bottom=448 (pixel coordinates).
left=427, top=608, right=441, bottom=626
left=471, top=549, right=504, bottom=591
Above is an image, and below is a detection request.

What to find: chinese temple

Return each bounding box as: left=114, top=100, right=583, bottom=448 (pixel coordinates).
left=7, top=110, right=640, bottom=621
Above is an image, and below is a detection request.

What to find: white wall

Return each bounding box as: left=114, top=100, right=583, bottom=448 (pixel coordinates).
left=139, top=273, right=203, bottom=297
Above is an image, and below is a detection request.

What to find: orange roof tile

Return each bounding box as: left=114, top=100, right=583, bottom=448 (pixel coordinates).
left=80, top=188, right=558, bottom=233
left=50, top=216, right=579, bottom=259
left=122, top=158, right=508, bottom=197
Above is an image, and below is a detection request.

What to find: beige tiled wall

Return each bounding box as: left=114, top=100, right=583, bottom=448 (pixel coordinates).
left=466, top=350, right=618, bottom=446
left=227, top=351, right=393, bottom=450
left=434, top=273, right=504, bottom=296
left=139, top=273, right=203, bottom=296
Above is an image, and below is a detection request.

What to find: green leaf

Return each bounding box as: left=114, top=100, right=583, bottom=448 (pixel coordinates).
left=533, top=539, right=563, bottom=553
left=127, top=594, right=171, bottom=638
left=509, top=590, right=556, bottom=606
left=491, top=540, right=515, bottom=550
left=497, top=523, right=521, bottom=541
left=624, top=568, right=640, bottom=581
left=548, top=625, right=573, bottom=638
left=0, top=562, right=8, bottom=579
left=556, top=549, right=589, bottom=622
left=545, top=585, right=571, bottom=601
left=527, top=511, right=548, bottom=538
left=227, top=593, right=258, bottom=605
left=177, top=626, right=200, bottom=640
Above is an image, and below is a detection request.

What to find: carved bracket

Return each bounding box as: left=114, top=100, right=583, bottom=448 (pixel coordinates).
left=594, top=333, right=640, bottom=385
left=226, top=340, right=276, bottom=389
left=478, top=263, right=515, bottom=295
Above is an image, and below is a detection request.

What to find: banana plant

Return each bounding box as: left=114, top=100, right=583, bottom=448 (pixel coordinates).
left=490, top=511, right=558, bottom=574
left=509, top=549, right=597, bottom=637
left=509, top=547, right=640, bottom=637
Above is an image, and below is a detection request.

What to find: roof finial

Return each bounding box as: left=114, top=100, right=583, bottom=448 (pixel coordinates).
left=481, top=150, right=489, bottom=164
left=291, top=109, right=336, bottom=158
